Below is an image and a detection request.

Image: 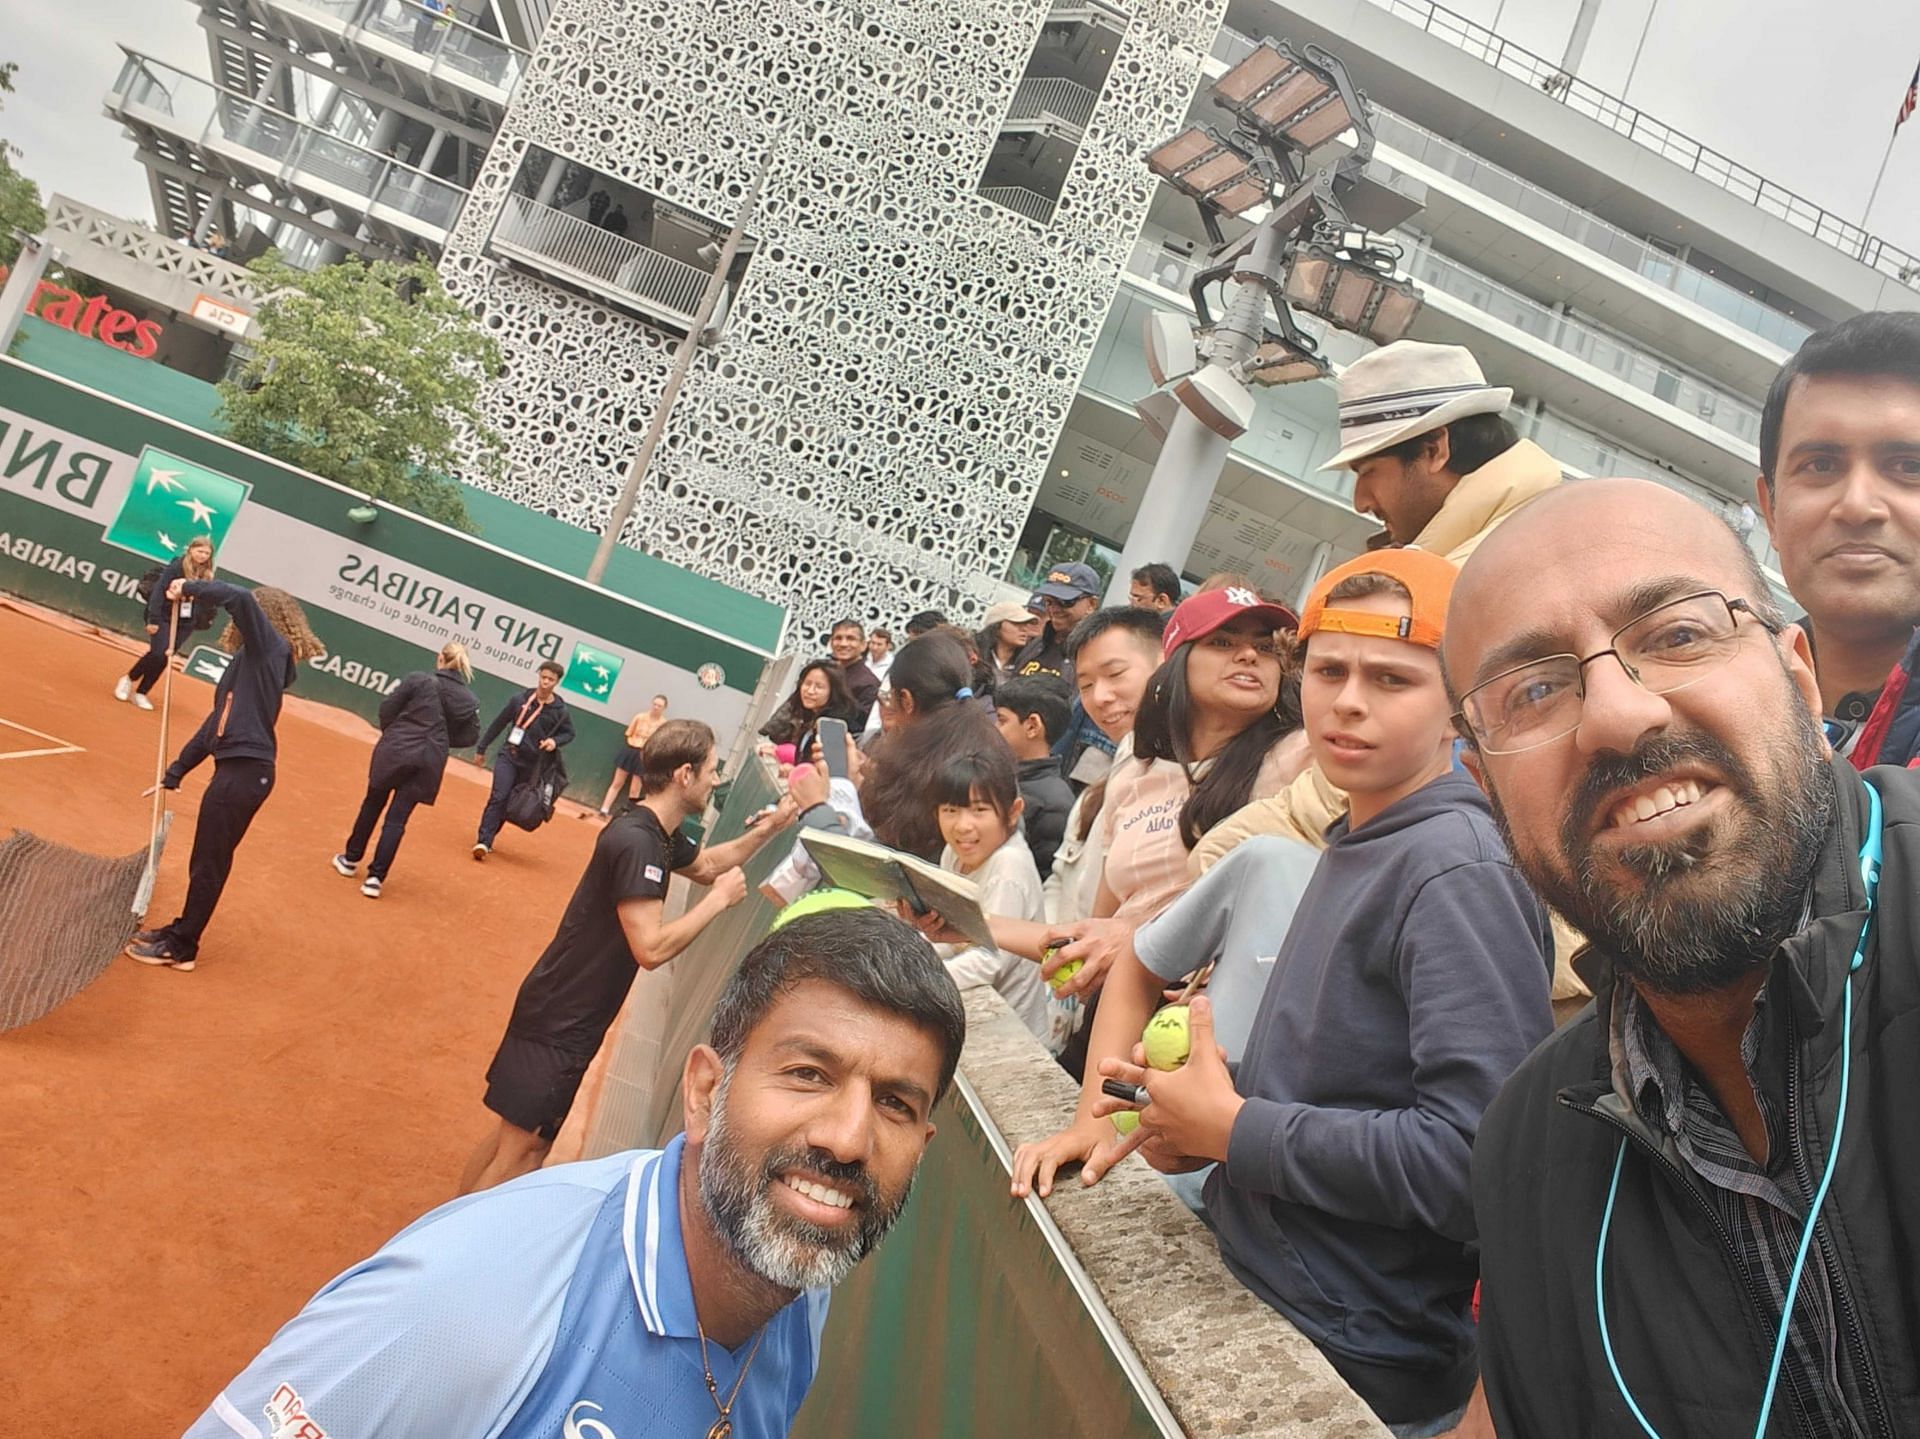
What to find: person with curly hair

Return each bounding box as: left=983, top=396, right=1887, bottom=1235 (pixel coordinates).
left=127, top=580, right=326, bottom=972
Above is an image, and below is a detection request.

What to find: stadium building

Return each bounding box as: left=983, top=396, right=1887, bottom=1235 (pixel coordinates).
left=102, top=0, right=1920, bottom=633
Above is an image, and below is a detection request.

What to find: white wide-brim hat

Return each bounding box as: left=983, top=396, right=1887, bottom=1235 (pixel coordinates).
left=1322, top=340, right=1513, bottom=471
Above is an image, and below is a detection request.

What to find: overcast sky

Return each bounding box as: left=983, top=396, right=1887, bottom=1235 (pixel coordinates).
left=7, top=0, right=1920, bottom=254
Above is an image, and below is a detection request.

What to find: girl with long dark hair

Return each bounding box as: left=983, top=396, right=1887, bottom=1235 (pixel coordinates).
left=857, top=631, right=1002, bottom=859
left=759, top=658, right=856, bottom=763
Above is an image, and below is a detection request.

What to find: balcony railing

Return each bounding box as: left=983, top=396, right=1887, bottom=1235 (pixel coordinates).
left=1208, top=27, right=1815, bottom=353
left=109, top=53, right=467, bottom=236
left=491, top=193, right=712, bottom=321
left=1344, top=0, right=1920, bottom=284
left=1006, top=76, right=1098, bottom=133
left=259, top=0, right=528, bottom=94
left=1367, top=110, right=1815, bottom=351
left=1410, top=247, right=1762, bottom=449
left=981, top=184, right=1057, bottom=223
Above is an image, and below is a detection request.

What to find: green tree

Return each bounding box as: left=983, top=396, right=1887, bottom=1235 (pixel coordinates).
left=0, top=60, right=46, bottom=268
left=218, top=252, right=504, bottom=531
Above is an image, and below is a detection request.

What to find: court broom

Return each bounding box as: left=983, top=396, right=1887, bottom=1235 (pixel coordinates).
left=132, top=600, right=180, bottom=916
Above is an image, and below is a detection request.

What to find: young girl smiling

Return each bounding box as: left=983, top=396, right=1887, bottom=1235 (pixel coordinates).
left=930, top=748, right=1053, bottom=1048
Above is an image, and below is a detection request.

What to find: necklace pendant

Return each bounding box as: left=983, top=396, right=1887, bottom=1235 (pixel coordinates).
left=705, top=1420, right=733, bottom=1439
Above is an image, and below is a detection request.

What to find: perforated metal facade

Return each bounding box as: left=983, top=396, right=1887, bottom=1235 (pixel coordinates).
left=441, top=0, right=1226, bottom=637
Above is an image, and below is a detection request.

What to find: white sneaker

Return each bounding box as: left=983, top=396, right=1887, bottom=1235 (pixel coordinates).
left=114, top=676, right=133, bottom=702
left=361, top=876, right=383, bottom=898
left=131, top=693, right=155, bottom=711
left=471, top=842, right=489, bottom=861
left=331, top=853, right=356, bottom=877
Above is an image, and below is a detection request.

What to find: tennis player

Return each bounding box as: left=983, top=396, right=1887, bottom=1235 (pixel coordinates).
left=462, top=719, right=796, bottom=1192
left=183, top=908, right=964, bottom=1439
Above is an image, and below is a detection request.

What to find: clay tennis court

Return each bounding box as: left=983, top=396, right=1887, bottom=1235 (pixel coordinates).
left=0, top=599, right=605, bottom=1432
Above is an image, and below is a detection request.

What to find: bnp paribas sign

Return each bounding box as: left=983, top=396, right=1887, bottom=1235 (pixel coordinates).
left=101, top=449, right=252, bottom=563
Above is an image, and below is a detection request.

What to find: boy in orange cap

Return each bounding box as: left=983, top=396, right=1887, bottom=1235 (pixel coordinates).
left=1084, top=549, right=1553, bottom=1438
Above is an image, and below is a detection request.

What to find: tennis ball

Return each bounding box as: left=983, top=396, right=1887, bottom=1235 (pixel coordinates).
left=1142, top=1004, right=1192, bottom=1071
left=1111, top=1110, right=1140, bottom=1136
left=770, top=888, right=868, bottom=932
left=1045, top=948, right=1083, bottom=993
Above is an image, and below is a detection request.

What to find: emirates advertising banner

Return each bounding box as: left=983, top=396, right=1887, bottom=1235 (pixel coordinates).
left=0, top=363, right=778, bottom=797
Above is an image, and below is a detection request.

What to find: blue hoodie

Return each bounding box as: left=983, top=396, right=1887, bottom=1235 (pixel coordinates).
left=1204, top=769, right=1552, bottom=1426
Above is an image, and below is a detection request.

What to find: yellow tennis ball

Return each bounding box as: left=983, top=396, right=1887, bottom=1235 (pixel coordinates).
left=1046, top=949, right=1083, bottom=993
left=1142, top=1004, right=1192, bottom=1071
left=1111, top=1110, right=1140, bottom=1135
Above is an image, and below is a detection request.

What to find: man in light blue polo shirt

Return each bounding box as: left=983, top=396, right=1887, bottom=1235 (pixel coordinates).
left=184, top=908, right=965, bottom=1439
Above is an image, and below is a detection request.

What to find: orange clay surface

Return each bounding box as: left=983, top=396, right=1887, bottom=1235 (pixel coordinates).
left=0, top=599, right=608, bottom=1432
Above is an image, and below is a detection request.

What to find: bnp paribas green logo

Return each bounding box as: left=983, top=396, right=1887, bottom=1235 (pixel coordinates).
left=102, top=448, right=251, bottom=563
left=560, top=641, right=623, bottom=702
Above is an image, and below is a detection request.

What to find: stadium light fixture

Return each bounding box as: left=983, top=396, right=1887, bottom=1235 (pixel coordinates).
left=1284, top=236, right=1423, bottom=345
left=1133, top=389, right=1179, bottom=442
left=1146, top=128, right=1269, bottom=215
left=1242, top=327, right=1329, bottom=386
left=1214, top=40, right=1354, bottom=156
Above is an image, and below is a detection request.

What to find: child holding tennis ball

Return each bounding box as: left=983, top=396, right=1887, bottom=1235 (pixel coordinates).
left=1062, top=550, right=1554, bottom=1436
left=927, top=748, right=1058, bottom=1049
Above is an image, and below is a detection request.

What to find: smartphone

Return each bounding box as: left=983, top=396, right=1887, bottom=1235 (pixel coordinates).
left=818, top=717, right=850, bottom=781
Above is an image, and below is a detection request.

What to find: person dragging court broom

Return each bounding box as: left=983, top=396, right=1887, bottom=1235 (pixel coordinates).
left=127, top=579, right=325, bottom=972
left=330, top=641, right=481, bottom=899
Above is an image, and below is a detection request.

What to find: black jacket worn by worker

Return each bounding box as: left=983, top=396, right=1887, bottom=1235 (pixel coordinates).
left=478, top=687, right=574, bottom=760
left=1473, top=758, right=1920, bottom=1439
left=1016, top=754, right=1073, bottom=879
left=143, top=557, right=216, bottom=637
left=162, top=580, right=296, bottom=787
left=368, top=668, right=481, bottom=803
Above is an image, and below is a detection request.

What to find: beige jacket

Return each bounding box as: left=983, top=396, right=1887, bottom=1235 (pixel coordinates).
left=1191, top=440, right=1591, bottom=1006
left=1408, top=437, right=1564, bottom=564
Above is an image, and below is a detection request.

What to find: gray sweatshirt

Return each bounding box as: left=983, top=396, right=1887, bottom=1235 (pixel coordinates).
left=1203, top=770, right=1552, bottom=1426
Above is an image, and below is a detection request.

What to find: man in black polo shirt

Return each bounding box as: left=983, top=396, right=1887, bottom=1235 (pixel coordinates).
left=462, top=719, right=797, bottom=1192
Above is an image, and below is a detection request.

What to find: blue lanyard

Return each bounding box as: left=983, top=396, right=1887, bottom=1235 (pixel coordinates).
left=1595, top=780, right=1882, bottom=1438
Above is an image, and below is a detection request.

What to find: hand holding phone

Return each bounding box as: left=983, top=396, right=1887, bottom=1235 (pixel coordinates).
left=817, top=718, right=850, bottom=781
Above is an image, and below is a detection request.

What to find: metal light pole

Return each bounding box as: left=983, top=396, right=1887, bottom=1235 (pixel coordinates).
left=585, top=133, right=781, bottom=585
left=0, top=233, right=53, bottom=354
left=1105, top=38, right=1424, bottom=604
left=1106, top=218, right=1288, bottom=600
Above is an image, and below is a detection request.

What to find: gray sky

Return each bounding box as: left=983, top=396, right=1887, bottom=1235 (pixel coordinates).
left=6, top=0, right=1920, bottom=254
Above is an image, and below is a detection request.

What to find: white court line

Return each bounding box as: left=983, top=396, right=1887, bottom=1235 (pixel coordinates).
left=0, top=717, right=85, bottom=761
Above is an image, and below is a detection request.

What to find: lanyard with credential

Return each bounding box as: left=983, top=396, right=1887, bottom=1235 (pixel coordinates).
left=1594, top=780, right=1884, bottom=1439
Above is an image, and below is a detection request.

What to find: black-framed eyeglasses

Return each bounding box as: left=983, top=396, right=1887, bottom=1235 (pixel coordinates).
left=1453, top=590, right=1782, bottom=756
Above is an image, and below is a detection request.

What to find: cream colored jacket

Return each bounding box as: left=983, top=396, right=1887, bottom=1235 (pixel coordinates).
left=1409, top=437, right=1564, bottom=564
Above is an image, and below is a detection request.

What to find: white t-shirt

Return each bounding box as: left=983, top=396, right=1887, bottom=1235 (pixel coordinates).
left=937, top=830, right=1051, bottom=1046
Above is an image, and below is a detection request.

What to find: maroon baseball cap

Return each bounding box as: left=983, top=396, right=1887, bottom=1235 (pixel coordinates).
left=1161, top=585, right=1300, bottom=658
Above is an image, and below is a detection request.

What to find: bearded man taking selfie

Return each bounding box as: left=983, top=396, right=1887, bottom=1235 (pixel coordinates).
left=1445, top=478, right=1920, bottom=1438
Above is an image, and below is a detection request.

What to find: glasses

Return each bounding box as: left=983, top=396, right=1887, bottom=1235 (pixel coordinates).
left=1200, top=629, right=1286, bottom=659
left=1454, top=590, right=1781, bottom=755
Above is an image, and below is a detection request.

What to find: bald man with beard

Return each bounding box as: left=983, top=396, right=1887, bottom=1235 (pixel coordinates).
left=1440, top=479, right=1920, bottom=1439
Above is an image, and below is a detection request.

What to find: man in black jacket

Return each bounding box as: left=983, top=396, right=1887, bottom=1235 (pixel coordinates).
left=472, top=660, right=574, bottom=859
left=127, top=579, right=325, bottom=971
left=1443, top=477, right=1920, bottom=1438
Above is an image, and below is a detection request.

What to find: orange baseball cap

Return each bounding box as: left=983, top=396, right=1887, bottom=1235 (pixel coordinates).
left=1298, top=548, right=1459, bottom=651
